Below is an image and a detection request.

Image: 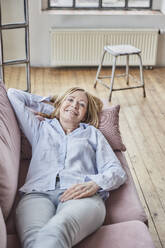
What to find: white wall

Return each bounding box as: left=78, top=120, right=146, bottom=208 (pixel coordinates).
left=2, top=0, right=165, bottom=67
left=153, top=0, right=161, bottom=9
left=161, top=0, right=165, bottom=13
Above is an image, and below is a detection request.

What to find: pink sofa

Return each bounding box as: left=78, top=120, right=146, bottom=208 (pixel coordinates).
left=0, top=82, right=155, bottom=248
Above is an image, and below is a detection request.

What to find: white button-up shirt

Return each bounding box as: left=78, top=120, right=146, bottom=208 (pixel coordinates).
left=7, top=88, right=127, bottom=200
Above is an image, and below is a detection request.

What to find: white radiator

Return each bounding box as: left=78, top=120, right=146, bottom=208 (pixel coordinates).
left=50, top=29, right=158, bottom=66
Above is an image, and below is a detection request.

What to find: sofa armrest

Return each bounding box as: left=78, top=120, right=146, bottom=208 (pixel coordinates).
left=0, top=206, right=7, bottom=248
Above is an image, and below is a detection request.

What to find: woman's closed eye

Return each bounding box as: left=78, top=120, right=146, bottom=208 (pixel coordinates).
left=67, top=97, right=74, bottom=102
left=79, top=102, right=86, bottom=108
left=67, top=97, right=87, bottom=108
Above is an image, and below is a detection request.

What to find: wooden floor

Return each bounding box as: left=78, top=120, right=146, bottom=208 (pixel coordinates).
left=4, top=66, right=165, bottom=248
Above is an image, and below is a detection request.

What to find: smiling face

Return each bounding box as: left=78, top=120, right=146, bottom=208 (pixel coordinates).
left=59, top=90, right=88, bottom=128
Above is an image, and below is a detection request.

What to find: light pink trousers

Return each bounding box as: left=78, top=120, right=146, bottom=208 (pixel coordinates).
left=15, top=186, right=106, bottom=248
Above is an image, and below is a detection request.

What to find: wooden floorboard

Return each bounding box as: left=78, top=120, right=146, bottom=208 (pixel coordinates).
left=4, top=66, right=165, bottom=248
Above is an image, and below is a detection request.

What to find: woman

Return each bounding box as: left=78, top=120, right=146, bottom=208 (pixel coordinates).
left=7, top=87, right=127, bottom=248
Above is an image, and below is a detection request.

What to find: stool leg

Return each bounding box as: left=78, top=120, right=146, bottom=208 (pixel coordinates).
left=94, top=50, right=106, bottom=88
left=109, top=56, right=117, bottom=102
left=126, top=55, right=129, bottom=85
left=138, top=54, right=146, bottom=97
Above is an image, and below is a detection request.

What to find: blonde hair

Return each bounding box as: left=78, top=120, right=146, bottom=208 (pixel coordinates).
left=38, top=87, right=103, bottom=128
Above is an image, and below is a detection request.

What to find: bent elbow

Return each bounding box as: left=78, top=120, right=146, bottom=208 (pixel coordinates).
left=115, top=169, right=127, bottom=190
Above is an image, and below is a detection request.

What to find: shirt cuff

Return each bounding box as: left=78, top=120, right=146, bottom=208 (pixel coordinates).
left=38, top=96, right=52, bottom=103
left=85, top=175, right=108, bottom=190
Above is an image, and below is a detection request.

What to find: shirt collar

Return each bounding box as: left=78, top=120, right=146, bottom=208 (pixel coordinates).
left=47, top=118, right=89, bottom=135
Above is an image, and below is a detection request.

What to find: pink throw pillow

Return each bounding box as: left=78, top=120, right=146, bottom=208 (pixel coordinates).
left=98, top=105, right=126, bottom=151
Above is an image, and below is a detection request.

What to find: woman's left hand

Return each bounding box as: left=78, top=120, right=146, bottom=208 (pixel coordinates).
left=60, top=181, right=100, bottom=202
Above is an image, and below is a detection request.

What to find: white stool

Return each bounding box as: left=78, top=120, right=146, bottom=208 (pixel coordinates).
left=94, top=45, right=146, bottom=101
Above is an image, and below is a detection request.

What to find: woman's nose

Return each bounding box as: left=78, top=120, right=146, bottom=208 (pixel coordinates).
left=72, top=101, right=78, bottom=109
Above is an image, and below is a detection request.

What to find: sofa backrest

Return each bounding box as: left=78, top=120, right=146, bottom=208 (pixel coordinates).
left=0, top=82, right=21, bottom=220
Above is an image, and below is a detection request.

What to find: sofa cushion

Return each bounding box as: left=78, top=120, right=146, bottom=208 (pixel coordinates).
left=7, top=234, right=21, bottom=248
left=0, top=82, right=21, bottom=219
left=99, top=105, right=126, bottom=151
left=104, top=151, right=148, bottom=225
left=6, top=159, right=31, bottom=234
left=74, top=221, right=155, bottom=248
left=20, top=131, right=32, bottom=160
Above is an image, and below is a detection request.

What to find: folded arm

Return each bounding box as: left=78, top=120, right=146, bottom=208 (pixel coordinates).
left=87, top=131, right=127, bottom=191
left=60, top=130, right=127, bottom=202
left=7, top=88, right=43, bottom=146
